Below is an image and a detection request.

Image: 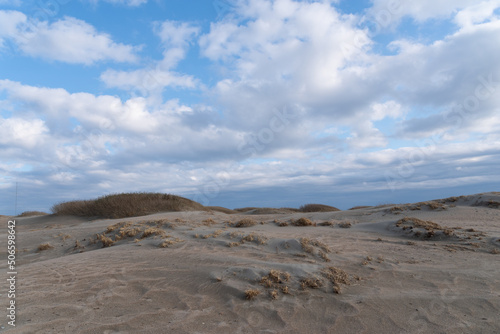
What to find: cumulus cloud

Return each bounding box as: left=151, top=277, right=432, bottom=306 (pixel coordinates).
left=101, top=20, right=200, bottom=94
left=0, top=11, right=139, bottom=64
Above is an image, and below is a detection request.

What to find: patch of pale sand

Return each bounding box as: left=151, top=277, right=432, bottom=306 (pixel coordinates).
left=1, top=192, right=500, bottom=333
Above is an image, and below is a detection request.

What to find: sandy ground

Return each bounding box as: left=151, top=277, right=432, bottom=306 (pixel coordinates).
left=1, top=192, right=499, bottom=333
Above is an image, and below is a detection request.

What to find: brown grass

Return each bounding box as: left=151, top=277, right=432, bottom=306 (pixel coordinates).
left=240, top=233, right=267, bottom=245
left=159, top=238, right=184, bottom=248
left=96, top=234, right=115, bottom=247
left=142, top=227, right=166, bottom=238
left=293, top=217, right=315, bottom=226
left=277, top=221, right=289, bottom=227
left=348, top=206, right=372, bottom=210
left=232, top=218, right=257, bottom=228
left=51, top=192, right=206, bottom=218
left=245, top=289, right=261, bottom=300
left=37, top=243, right=54, bottom=251
left=269, top=290, right=279, bottom=300
left=299, top=204, right=340, bottom=212
left=318, top=221, right=334, bottom=226
left=300, top=277, right=323, bottom=289
left=338, top=221, right=352, bottom=228
left=17, top=211, right=49, bottom=217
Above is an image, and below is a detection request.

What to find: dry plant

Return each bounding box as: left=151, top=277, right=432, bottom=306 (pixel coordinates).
left=97, top=233, right=115, bottom=247
left=37, top=243, right=54, bottom=251
left=300, top=277, right=323, bottom=290
left=321, top=266, right=355, bottom=294
left=17, top=211, right=48, bottom=217
left=293, top=218, right=315, bottom=226
left=277, top=221, right=289, bottom=227
left=269, top=290, right=279, bottom=300
left=51, top=192, right=207, bottom=218
left=142, top=227, right=166, bottom=238
left=56, top=233, right=72, bottom=241
left=240, top=233, right=267, bottom=245
left=159, top=238, right=184, bottom=248
left=318, top=221, right=334, bottom=226
left=202, top=218, right=216, bottom=226
left=338, top=221, right=352, bottom=228
left=245, top=289, right=261, bottom=300
left=232, top=218, right=257, bottom=228
left=299, top=204, right=340, bottom=212
left=227, top=242, right=241, bottom=247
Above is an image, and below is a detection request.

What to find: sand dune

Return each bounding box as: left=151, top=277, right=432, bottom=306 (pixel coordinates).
left=1, top=192, right=499, bottom=333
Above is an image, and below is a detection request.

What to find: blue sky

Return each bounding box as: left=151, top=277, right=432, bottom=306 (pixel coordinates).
left=1, top=0, right=500, bottom=214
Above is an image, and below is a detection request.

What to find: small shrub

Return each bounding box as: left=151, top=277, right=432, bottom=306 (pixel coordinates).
left=232, top=218, right=257, bottom=228
left=293, top=218, right=314, bottom=226
left=300, top=277, right=323, bottom=289
left=299, top=204, right=340, bottom=212
left=37, top=243, right=54, bottom=251
left=97, top=234, right=115, bottom=248
left=318, top=221, right=334, bottom=226
left=245, top=289, right=260, bottom=300
left=17, top=211, right=48, bottom=217
left=338, top=221, right=352, bottom=228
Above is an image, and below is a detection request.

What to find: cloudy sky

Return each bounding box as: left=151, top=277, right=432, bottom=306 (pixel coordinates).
left=1, top=0, right=499, bottom=214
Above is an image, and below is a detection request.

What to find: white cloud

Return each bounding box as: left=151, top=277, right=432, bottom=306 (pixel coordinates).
left=0, top=117, right=48, bottom=149
left=0, top=11, right=139, bottom=64
left=101, top=20, right=200, bottom=94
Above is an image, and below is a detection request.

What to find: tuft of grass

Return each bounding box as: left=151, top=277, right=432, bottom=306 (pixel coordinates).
left=318, top=221, right=334, bottom=226
left=293, top=217, right=315, bottom=226
left=142, top=227, right=166, bottom=239
left=241, top=233, right=267, bottom=245
left=269, top=290, right=279, bottom=300
left=227, top=242, right=241, bottom=247
left=37, top=243, right=54, bottom=251
left=300, top=277, right=323, bottom=290
left=159, top=238, right=184, bottom=248
left=299, top=204, right=340, bottom=212
left=491, top=248, right=500, bottom=254
left=17, top=211, right=49, bottom=217
left=348, top=206, right=372, bottom=210
left=232, top=218, right=257, bottom=228
left=277, top=221, right=289, bottom=227
left=51, top=192, right=206, bottom=219
left=338, top=221, right=352, bottom=228
left=245, top=289, right=261, bottom=300
left=96, top=234, right=115, bottom=248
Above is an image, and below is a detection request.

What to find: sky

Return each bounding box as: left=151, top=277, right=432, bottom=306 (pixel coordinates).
left=1, top=0, right=500, bottom=214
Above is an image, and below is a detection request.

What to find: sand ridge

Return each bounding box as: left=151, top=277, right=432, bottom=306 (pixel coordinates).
left=1, top=192, right=499, bottom=333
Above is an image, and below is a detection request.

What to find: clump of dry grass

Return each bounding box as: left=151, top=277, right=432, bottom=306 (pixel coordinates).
left=56, top=233, right=72, bottom=241
left=51, top=192, right=207, bottom=218
left=232, top=218, right=257, bottom=228
left=491, top=248, right=500, bottom=254
left=299, top=204, right=340, bottom=212
left=260, top=270, right=291, bottom=298
left=318, top=221, right=334, bottom=226
left=227, top=242, right=241, bottom=247
left=241, top=233, right=267, bottom=245
left=277, top=221, right=289, bottom=227
left=74, top=240, right=84, bottom=250
left=159, top=237, right=184, bottom=248
left=292, top=217, right=315, bottom=226
left=96, top=233, right=115, bottom=247
left=300, top=238, right=331, bottom=254
left=17, top=211, right=49, bottom=217
left=37, top=243, right=54, bottom=251
left=245, top=289, right=261, bottom=300
left=337, top=221, right=352, bottom=228
left=300, top=277, right=323, bottom=290
left=269, top=290, right=279, bottom=300
left=321, top=266, right=355, bottom=294
left=348, top=206, right=372, bottom=210
left=142, top=227, right=166, bottom=238
left=202, top=229, right=224, bottom=239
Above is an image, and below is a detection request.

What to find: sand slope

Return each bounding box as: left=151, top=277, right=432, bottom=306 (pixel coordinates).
left=1, top=192, right=499, bottom=333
